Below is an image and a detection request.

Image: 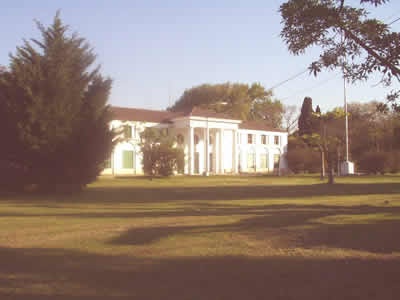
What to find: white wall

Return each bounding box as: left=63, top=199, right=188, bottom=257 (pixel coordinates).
left=102, top=120, right=161, bottom=176
left=102, top=117, right=288, bottom=176
left=237, top=129, right=287, bottom=173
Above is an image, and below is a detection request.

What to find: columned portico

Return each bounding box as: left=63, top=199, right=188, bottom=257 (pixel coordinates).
left=183, top=119, right=241, bottom=175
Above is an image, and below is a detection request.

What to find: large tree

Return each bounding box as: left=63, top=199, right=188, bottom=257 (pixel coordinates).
left=169, top=82, right=284, bottom=128
left=347, top=101, right=400, bottom=172
left=0, top=13, right=114, bottom=190
left=280, top=0, right=400, bottom=111
left=298, top=96, right=315, bottom=135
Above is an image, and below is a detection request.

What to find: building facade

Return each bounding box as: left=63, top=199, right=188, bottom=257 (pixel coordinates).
left=102, top=106, right=288, bottom=176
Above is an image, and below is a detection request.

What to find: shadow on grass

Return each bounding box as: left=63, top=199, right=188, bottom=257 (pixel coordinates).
left=0, top=246, right=400, bottom=300
left=108, top=205, right=400, bottom=254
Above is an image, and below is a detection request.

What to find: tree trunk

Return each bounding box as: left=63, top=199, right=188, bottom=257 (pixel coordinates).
left=327, top=155, right=335, bottom=184
left=320, top=147, right=325, bottom=180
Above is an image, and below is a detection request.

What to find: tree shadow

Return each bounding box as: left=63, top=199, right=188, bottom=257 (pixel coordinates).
left=302, top=219, right=400, bottom=253
left=0, top=246, right=400, bottom=300
left=107, top=204, right=400, bottom=254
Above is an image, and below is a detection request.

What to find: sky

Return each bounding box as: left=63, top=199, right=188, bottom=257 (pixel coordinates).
left=1, top=0, right=400, bottom=113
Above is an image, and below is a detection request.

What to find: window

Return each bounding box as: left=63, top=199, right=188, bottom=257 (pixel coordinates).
left=247, top=152, right=256, bottom=171
left=209, top=134, right=213, bottom=145
left=261, top=135, right=267, bottom=145
left=124, top=125, right=132, bottom=139
left=194, top=134, right=199, bottom=145
left=247, top=134, right=254, bottom=144
left=260, top=153, right=268, bottom=169
left=122, top=151, right=134, bottom=168
left=274, top=135, right=280, bottom=145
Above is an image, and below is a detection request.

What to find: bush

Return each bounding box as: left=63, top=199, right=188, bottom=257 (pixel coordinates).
left=386, top=151, right=400, bottom=173
left=287, top=135, right=322, bottom=174
left=141, top=128, right=184, bottom=177
left=287, top=148, right=306, bottom=173
left=358, top=151, right=388, bottom=174
left=0, top=160, right=29, bottom=192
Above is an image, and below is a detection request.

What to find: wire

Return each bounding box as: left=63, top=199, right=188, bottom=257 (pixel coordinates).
left=280, top=74, right=341, bottom=101
left=267, top=68, right=309, bottom=90
left=389, top=16, right=400, bottom=25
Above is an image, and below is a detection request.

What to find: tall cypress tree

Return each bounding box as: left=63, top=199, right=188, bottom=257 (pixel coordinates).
left=0, top=13, right=114, bottom=190
left=298, top=96, right=314, bottom=136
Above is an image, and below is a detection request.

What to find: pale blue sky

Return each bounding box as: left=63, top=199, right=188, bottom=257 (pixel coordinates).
left=1, top=0, right=400, bottom=112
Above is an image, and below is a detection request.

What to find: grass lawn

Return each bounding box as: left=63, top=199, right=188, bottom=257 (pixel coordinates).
left=1, top=175, right=400, bottom=299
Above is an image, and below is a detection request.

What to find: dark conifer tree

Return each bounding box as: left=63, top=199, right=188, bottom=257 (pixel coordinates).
left=298, top=97, right=314, bottom=136
left=0, top=13, right=114, bottom=190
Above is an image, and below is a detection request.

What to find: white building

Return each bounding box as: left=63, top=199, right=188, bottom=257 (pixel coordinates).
left=102, top=106, right=288, bottom=175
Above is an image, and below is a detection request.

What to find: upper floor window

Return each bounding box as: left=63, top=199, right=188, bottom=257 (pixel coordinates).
left=124, top=125, right=132, bottom=139
left=261, top=135, right=267, bottom=145
left=247, top=134, right=255, bottom=144
left=194, top=134, right=199, bottom=145
left=274, top=135, right=280, bottom=145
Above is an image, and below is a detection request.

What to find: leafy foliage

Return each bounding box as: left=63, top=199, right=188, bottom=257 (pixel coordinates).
left=358, top=151, right=388, bottom=174
left=0, top=13, right=114, bottom=191
left=140, top=128, right=184, bottom=177
left=280, top=0, right=400, bottom=110
left=347, top=101, right=400, bottom=171
left=286, top=136, right=320, bottom=173
left=169, top=82, right=284, bottom=128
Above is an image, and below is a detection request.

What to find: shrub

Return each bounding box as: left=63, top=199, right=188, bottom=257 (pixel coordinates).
left=141, top=128, right=184, bottom=177
left=287, top=134, right=321, bottom=174
left=386, top=151, right=400, bottom=173
left=358, top=151, right=388, bottom=174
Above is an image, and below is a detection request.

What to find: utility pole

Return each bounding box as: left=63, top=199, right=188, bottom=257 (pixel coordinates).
left=340, top=31, right=354, bottom=175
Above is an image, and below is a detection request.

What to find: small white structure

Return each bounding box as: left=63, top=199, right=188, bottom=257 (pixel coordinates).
left=102, top=106, right=288, bottom=176
left=340, top=160, right=354, bottom=175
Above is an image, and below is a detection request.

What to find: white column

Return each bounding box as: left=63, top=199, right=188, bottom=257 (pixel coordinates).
left=215, top=130, right=220, bottom=174
left=205, top=125, right=210, bottom=175
left=219, top=128, right=224, bottom=174
left=233, top=130, right=238, bottom=174
left=189, top=126, right=194, bottom=175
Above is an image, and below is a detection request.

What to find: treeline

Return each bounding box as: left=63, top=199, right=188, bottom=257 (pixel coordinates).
left=287, top=97, right=400, bottom=175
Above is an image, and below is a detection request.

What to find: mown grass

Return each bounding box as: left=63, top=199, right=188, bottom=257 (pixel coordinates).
left=0, top=175, right=400, bottom=299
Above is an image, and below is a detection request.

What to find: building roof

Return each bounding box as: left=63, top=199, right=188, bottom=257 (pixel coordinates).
left=110, top=106, right=180, bottom=123
left=239, top=120, right=286, bottom=133
left=110, top=106, right=285, bottom=132
left=110, top=106, right=239, bottom=123
left=184, top=107, right=239, bottom=120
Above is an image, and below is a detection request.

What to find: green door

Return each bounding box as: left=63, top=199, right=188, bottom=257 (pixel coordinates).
left=122, top=150, right=134, bottom=169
